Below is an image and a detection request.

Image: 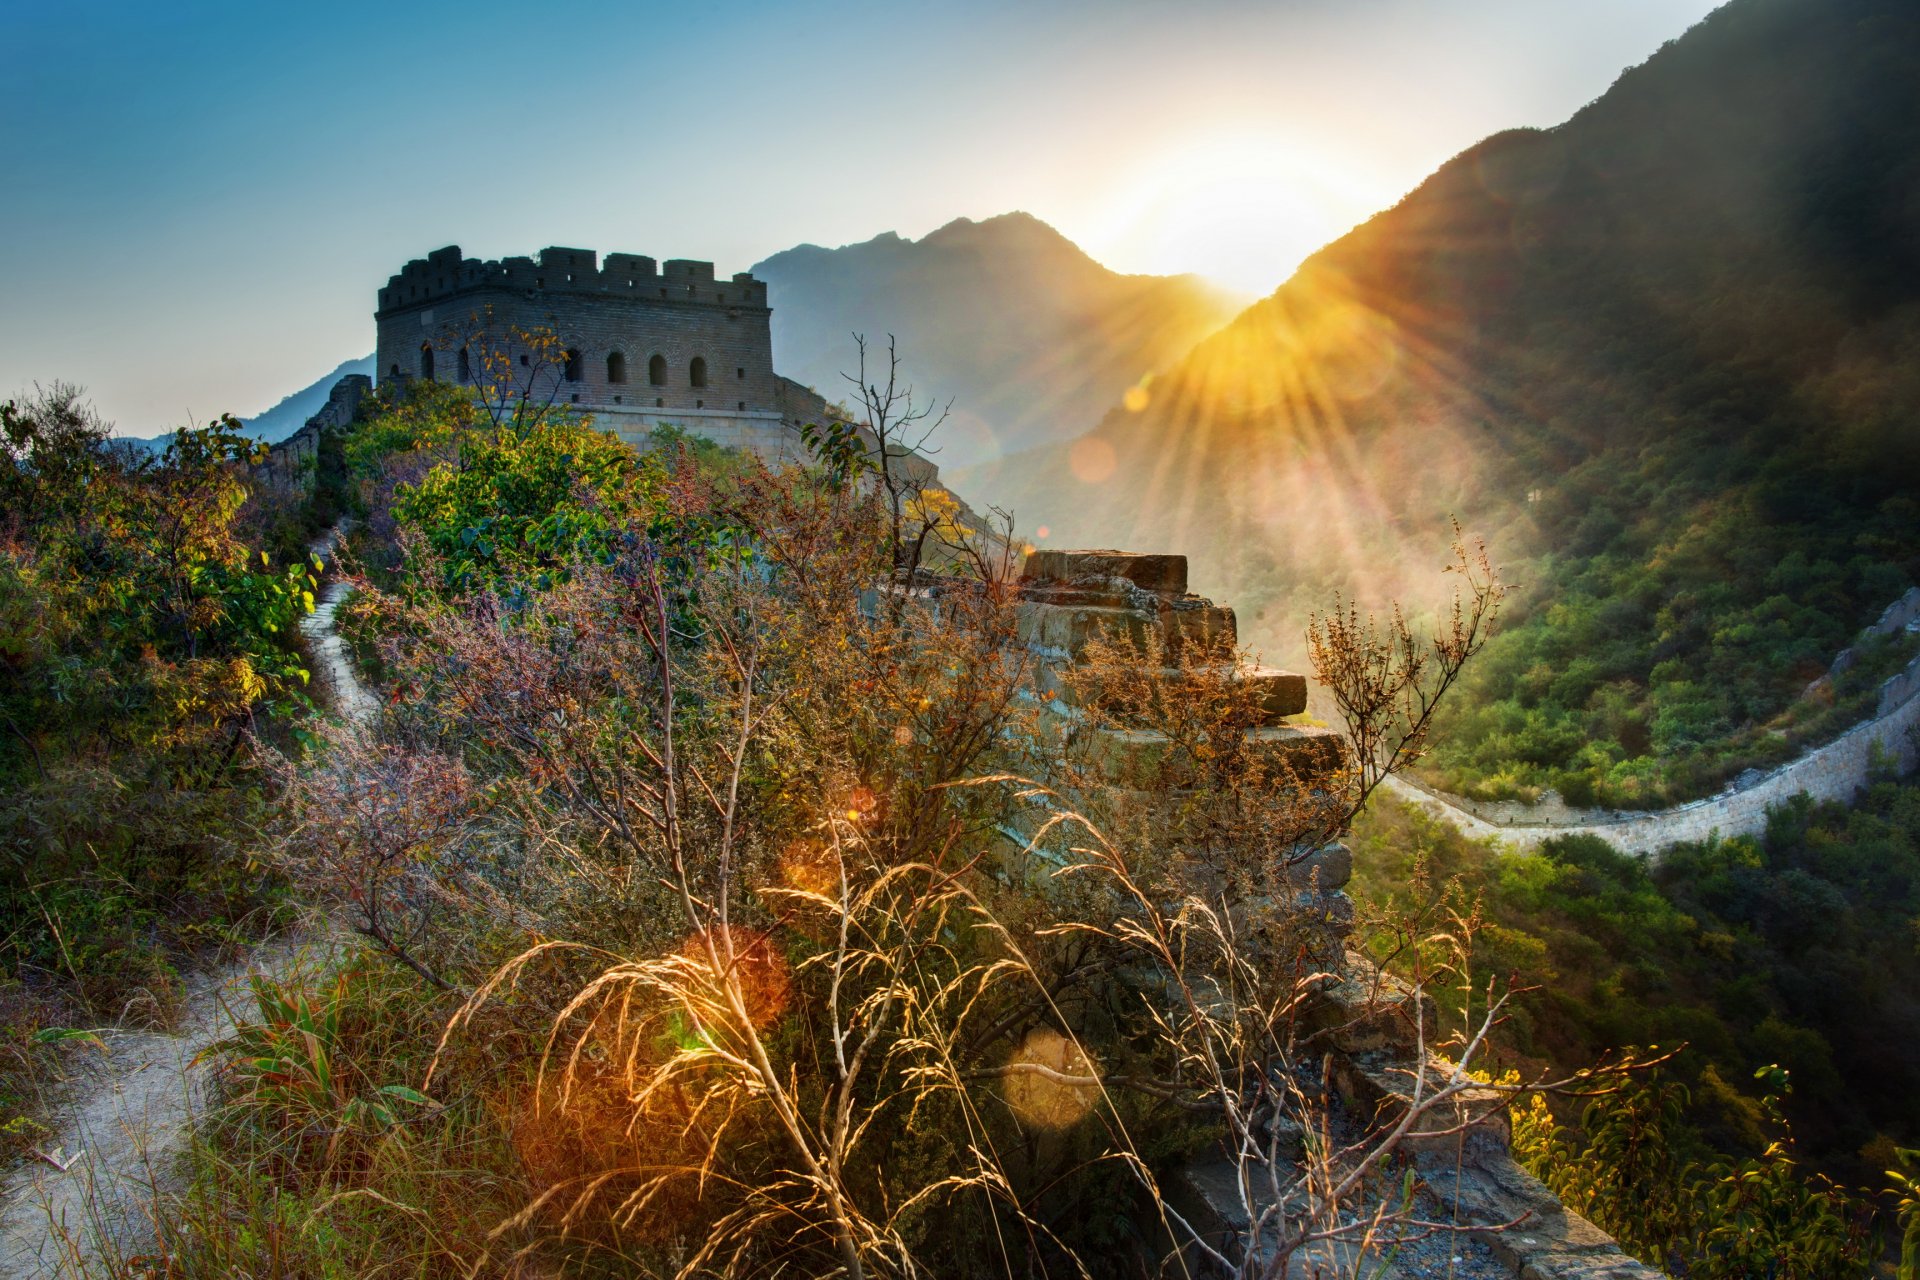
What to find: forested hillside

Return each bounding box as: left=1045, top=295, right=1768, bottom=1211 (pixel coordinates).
left=959, top=0, right=1920, bottom=807
left=753, top=213, right=1245, bottom=467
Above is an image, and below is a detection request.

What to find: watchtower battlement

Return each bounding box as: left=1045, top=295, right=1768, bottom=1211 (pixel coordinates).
left=376, top=244, right=768, bottom=315
left=375, top=242, right=790, bottom=457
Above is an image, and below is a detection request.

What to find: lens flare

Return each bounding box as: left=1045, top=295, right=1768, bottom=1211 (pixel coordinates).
left=1002, top=1027, right=1100, bottom=1130
left=1069, top=436, right=1118, bottom=485
left=778, top=839, right=838, bottom=898
left=682, top=926, right=792, bottom=1029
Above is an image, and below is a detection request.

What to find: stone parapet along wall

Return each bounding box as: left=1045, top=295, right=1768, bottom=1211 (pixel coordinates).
left=1875, top=647, right=1920, bottom=717
left=1395, top=581, right=1920, bottom=858
left=248, top=374, right=370, bottom=493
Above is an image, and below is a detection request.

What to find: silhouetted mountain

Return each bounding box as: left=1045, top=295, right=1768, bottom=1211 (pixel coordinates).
left=243, top=355, right=374, bottom=442
left=959, top=0, right=1920, bottom=807
left=752, top=213, right=1246, bottom=467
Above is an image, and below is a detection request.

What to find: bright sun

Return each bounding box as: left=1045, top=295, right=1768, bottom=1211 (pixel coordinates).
left=1092, top=131, right=1382, bottom=298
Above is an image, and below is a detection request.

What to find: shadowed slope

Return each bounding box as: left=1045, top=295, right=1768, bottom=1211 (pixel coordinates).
left=959, top=0, right=1920, bottom=805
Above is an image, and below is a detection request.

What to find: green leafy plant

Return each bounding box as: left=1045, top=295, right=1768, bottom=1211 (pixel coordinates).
left=1892, top=1146, right=1920, bottom=1280
left=217, top=972, right=434, bottom=1159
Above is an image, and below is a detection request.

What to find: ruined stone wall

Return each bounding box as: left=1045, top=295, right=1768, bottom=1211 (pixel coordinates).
left=1009, top=549, right=1658, bottom=1280
left=249, top=374, right=370, bottom=493
left=998, top=549, right=1352, bottom=962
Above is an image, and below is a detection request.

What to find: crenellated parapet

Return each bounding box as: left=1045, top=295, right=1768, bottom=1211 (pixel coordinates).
left=374, top=244, right=783, bottom=455
left=375, top=244, right=769, bottom=316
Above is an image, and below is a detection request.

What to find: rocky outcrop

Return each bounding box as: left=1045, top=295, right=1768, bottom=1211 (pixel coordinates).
left=1014, top=549, right=1663, bottom=1280
left=999, top=549, right=1352, bottom=958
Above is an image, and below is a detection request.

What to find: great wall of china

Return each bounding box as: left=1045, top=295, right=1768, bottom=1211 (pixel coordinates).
left=1389, top=587, right=1920, bottom=856
left=97, top=270, right=1913, bottom=1274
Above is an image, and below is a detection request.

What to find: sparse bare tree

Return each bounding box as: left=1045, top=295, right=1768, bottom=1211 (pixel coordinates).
left=433, top=308, right=574, bottom=437
left=841, top=333, right=953, bottom=580
left=1308, top=521, right=1506, bottom=829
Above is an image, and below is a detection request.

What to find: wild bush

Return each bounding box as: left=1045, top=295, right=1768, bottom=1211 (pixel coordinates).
left=227, top=396, right=1620, bottom=1277
left=0, top=389, right=311, bottom=1016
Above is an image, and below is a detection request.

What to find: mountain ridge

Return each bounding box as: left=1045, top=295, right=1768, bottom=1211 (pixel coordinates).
left=752, top=212, right=1248, bottom=467
left=956, top=0, right=1920, bottom=808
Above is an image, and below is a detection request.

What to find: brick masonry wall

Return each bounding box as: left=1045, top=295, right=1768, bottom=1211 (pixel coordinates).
left=376, top=245, right=778, bottom=438
left=371, top=247, right=972, bottom=470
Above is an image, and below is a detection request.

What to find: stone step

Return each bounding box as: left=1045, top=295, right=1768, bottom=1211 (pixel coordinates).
left=1079, top=724, right=1345, bottom=787
left=1021, top=548, right=1188, bottom=596
left=1016, top=599, right=1237, bottom=658
left=1031, top=662, right=1307, bottom=723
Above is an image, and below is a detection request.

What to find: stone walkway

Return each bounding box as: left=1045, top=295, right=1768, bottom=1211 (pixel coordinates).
left=0, top=530, right=368, bottom=1278
left=1385, top=681, right=1920, bottom=857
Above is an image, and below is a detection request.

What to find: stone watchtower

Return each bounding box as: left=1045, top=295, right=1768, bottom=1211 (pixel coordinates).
left=375, top=245, right=793, bottom=454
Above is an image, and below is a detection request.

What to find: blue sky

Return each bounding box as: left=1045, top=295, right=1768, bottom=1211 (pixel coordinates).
left=0, top=0, right=1721, bottom=431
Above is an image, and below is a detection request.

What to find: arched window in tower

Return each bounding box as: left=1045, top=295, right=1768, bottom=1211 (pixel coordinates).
left=389, top=363, right=401, bottom=378
left=564, top=349, right=582, bottom=382
left=689, top=356, right=708, bottom=388
left=457, top=348, right=471, bottom=383
left=606, top=351, right=627, bottom=384
left=648, top=354, right=667, bottom=386
left=419, top=343, right=435, bottom=381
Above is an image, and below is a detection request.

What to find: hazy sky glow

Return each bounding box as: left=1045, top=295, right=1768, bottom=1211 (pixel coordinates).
left=0, top=0, right=1721, bottom=431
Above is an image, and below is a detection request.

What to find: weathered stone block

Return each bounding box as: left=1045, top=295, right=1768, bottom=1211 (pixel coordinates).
left=1015, top=580, right=1138, bottom=609
left=1289, top=888, right=1355, bottom=939
left=1244, top=666, right=1308, bottom=719
left=1079, top=725, right=1344, bottom=787
left=1161, top=603, right=1237, bottom=654
left=1016, top=601, right=1155, bottom=656
left=1410, top=1148, right=1665, bottom=1279
left=1304, top=951, right=1436, bottom=1055
left=1280, top=841, right=1352, bottom=892
left=1036, top=663, right=1307, bottom=728
left=1022, top=549, right=1188, bottom=596
left=1331, top=1049, right=1511, bottom=1156
left=1244, top=725, right=1346, bottom=778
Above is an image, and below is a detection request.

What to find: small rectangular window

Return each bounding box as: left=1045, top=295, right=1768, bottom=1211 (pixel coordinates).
left=737, top=401, right=745, bottom=411
left=736, top=367, right=745, bottom=379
